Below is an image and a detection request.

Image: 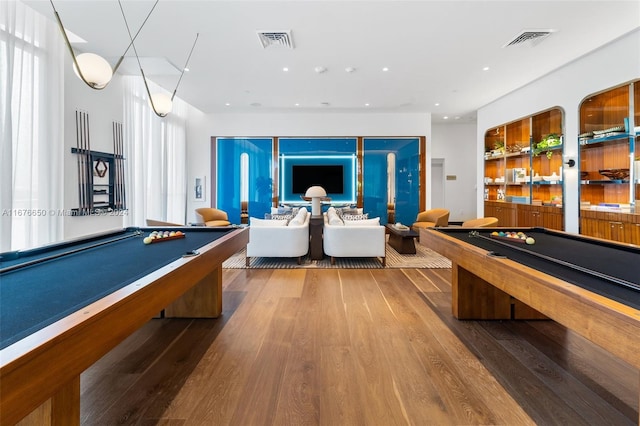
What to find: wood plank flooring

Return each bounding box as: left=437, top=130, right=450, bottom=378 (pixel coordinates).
left=80, top=267, right=639, bottom=425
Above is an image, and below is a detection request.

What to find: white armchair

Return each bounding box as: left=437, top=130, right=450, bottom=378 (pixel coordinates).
left=322, top=211, right=386, bottom=266
left=245, top=207, right=310, bottom=265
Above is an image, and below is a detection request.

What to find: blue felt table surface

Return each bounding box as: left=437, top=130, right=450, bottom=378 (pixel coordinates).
left=0, top=227, right=228, bottom=350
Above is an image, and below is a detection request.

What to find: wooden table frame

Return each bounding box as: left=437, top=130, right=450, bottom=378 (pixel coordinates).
left=421, top=228, right=640, bottom=424
left=0, top=227, right=248, bottom=425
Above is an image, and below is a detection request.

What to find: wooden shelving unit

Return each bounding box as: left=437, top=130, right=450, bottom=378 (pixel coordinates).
left=579, top=80, right=639, bottom=245
left=483, top=108, right=564, bottom=229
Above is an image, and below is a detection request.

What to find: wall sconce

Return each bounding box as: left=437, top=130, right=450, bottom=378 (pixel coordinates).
left=118, top=0, right=199, bottom=117
left=564, top=157, right=576, bottom=168
left=50, top=0, right=158, bottom=90
left=305, top=186, right=327, bottom=216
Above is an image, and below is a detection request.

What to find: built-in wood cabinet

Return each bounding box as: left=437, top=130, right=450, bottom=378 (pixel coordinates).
left=579, top=80, right=639, bottom=245
left=483, top=108, right=564, bottom=230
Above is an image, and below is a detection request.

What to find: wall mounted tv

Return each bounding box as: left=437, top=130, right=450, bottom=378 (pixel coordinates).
left=292, top=165, right=344, bottom=194
left=280, top=154, right=356, bottom=204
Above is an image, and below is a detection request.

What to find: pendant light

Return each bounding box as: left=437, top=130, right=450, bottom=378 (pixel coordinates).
left=118, top=0, right=199, bottom=117
left=49, top=0, right=159, bottom=90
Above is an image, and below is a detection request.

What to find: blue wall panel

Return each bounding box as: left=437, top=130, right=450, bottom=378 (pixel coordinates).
left=363, top=138, right=420, bottom=225
left=216, top=138, right=272, bottom=223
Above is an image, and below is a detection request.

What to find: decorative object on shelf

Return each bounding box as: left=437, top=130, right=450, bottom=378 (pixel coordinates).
left=94, top=159, right=108, bottom=177
left=497, top=189, right=505, bottom=200
left=118, top=0, right=199, bottom=117
left=49, top=0, right=158, bottom=90
left=598, top=169, right=630, bottom=181
left=542, top=172, right=561, bottom=182
left=592, top=125, right=625, bottom=139
left=305, top=186, right=327, bottom=216
left=534, top=133, right=562, bottom=159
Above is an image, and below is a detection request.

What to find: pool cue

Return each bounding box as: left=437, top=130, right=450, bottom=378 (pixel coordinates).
left=115, top=121, right=121, bottom=209
left=469, top=231, right=640, bottom=292
left=115, top=121, right=124, bottom=210
left=0, top=231, right=142, bottom=274
left=79, top=110, right=88, bottom=214
left=84, top=112, right=93, bottom=213
left=75, top=110, right=84, bottom=214
left=81, top=110, right=89, bottom=214
left=120, top=122, right=126, bottom=209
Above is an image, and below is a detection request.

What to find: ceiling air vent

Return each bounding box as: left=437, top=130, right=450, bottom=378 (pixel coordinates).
left=257, top=31, right=294, bottom=49
left=504, top=30, right=554, bottom=47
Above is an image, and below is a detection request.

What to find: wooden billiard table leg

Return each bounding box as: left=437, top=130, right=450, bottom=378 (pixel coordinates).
left=17, top=376, right=80, bottom=426
left=164, top=266, right=223, bottom=318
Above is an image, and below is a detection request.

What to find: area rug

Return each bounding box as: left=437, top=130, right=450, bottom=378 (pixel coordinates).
left=223, top=242, right=451, bottom=269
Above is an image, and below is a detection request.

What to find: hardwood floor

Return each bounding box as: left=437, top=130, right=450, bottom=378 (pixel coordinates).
left=80, top=267, right=639, bottom=425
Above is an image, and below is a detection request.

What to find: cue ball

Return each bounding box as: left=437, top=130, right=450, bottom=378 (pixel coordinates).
left=143, top=237, right=153, bottom=244
left=525, top=237, right=535, bottom=245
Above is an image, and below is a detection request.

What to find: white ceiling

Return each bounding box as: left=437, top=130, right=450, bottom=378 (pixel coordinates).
left=24, top=0, right=640, bottom=123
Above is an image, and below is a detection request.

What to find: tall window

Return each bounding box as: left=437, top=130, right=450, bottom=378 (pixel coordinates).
left=122, top=76, right=188, bottom=226
left=1, top=1, right=64, bottom=251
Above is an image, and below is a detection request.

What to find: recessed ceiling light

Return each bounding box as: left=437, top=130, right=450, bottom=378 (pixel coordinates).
left=283, top=67, right=289, bottom=72
left=345, top=67, right=356, bottom=73
left=434, top=103, right=440, bottom=106
left=443, top=116, right=449, bottom=120
left=184, top=67, right=190, bottom=72
left=314, top=66, right=327, bottom=74
left=225, top=103, right=231, bottom=106
left=295, top=103, right=300, bottom=107
left=454, top=116, right=460, bottom=120
left=364, top=103, right=370, bottom=107
left=382, top=67, right=389, bottom=72
left=483, top=66, right=490, bottom=71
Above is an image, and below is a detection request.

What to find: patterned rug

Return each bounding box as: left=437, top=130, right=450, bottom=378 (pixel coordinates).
left=223, top=242, right=451, bottom=269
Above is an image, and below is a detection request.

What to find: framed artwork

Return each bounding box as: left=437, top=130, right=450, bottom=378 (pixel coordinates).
left=193, top=176, right=205, bottom=201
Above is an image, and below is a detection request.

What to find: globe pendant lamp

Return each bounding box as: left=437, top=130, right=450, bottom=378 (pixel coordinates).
left=49, top=0, right=159, bottom=90
left=118, top=0, right=199, bottom=118
left=149, top=93, right=173, bottom=117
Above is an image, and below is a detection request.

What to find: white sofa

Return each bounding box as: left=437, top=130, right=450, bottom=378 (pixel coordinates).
left=323, top=208, right=386, bottom=266
left=245, top=207, right=310, bottom=266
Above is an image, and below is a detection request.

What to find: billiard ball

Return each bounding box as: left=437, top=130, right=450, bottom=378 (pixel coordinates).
left=525, top=237, right=535, bottom=245
left=143, top=236, right=153, bottom=244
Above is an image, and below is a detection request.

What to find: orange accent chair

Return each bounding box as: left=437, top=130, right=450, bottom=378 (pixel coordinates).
left=461, top=217, right=499, bottom=227
left=146, top=219, right=183, bottom=226
left=411, top=208, right=450, bottom=233
left=195, top=208, right=231, bottom=227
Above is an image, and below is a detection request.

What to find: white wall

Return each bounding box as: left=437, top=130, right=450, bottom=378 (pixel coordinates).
left=432, top=122, right=477, bottom=222
left=63, top=63, right=125, bottom=239
left=477, top=29, right=640, bottom=233
left=185, top=112, right=432, bottom=223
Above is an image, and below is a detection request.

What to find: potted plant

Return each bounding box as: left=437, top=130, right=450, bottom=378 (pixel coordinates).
left=534, top=133, right=562, bottom=159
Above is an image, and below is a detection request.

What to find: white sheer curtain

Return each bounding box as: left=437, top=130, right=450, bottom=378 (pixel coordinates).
left=122, top=76, right=187, bottom=226
left=0, top=0, right=64, bottom=251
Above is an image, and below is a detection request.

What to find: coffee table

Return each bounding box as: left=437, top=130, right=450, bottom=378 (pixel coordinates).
left=385, top=224, right=419, bottom=254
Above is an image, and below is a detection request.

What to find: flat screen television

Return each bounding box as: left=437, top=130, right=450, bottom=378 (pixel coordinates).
left=292, top=164, right=344, bottom=194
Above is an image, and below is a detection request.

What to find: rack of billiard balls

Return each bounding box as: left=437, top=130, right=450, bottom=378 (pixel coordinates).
left=143, top=230, right=185, bottom=244
left=490, top=230, right=535, bottom=245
